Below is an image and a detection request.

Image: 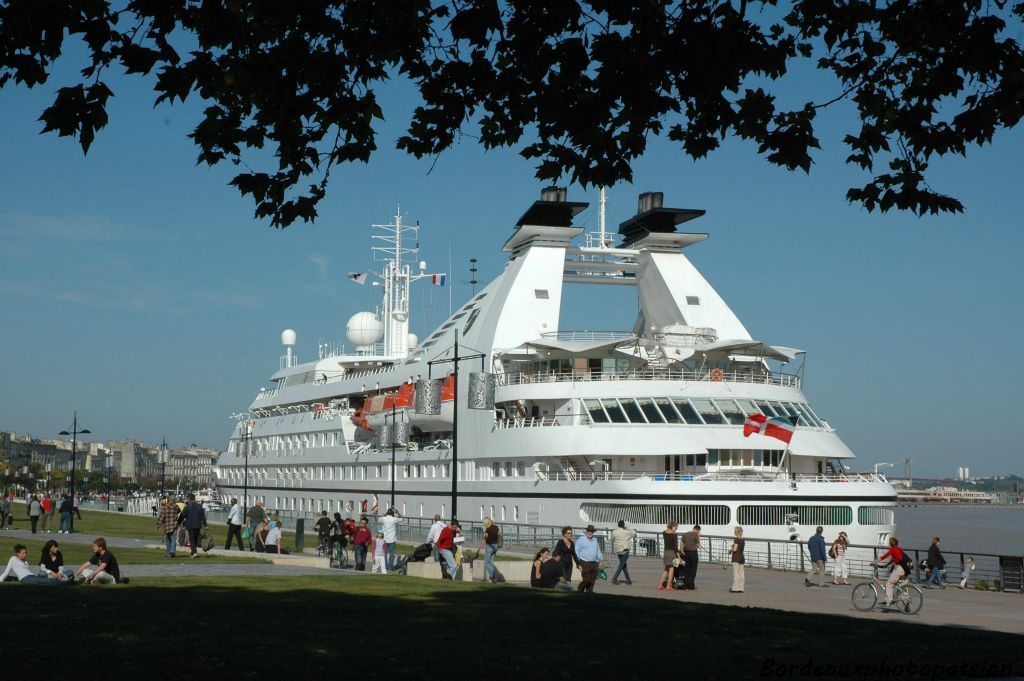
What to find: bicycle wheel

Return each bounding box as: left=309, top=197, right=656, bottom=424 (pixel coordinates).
left=900, top=586, right=924, bottom=615
left=851, top=582, right=878, bottom=612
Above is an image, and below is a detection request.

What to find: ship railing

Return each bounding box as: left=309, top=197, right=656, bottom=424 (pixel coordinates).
left=525, top=470, right=889, bottom=483
left=539, top=331, right=637, bottom=341
left=493, top=414, right=592, bottom=429
left=496, top=368, right=800, bottom=388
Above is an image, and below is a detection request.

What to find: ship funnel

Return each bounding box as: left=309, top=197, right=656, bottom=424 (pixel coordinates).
left=540, top=186, right=567, bottom=203
left=637, top=192, right=664, bottom=214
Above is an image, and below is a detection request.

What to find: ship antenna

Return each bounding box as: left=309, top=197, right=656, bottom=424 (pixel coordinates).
left=599, top=187, right=607, bottom=249
left=470, top=258, right=478, bottom=295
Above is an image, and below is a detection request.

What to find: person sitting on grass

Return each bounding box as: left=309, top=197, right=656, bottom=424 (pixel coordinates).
left=264, top=521, right=288, bottom=554
left=1, top=544, right=73, bottom=585
left=72, top=537, right=121, bottom=584
left=39, top=540, right=74, bottom=581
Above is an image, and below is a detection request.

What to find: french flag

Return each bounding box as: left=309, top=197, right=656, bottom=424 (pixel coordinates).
left=432, top=274, right=446, bottom=286
left=743, top=413, right=797, bottom=444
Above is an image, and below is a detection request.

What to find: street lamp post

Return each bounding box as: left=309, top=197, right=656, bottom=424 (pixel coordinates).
left=59, top=412, right=90, bottom=533
left=159, top=437, right=168, bottom=498
left=241, top=421, right=251, bottom=519
left=390, top=396, right=397, bottom=510
left=106, top=453, right=113, bottom=511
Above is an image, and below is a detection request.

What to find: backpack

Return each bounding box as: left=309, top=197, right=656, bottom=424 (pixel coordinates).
left=899, top=554, right=914, bottom=575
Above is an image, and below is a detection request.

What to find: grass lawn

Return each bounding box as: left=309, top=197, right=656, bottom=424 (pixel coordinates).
left=0, top=575, right=1020, bottom=679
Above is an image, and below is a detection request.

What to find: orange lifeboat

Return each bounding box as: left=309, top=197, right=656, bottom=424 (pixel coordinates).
left=350, top=410, right=372, bottom=431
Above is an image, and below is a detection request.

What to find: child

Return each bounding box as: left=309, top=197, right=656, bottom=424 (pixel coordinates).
left=371, top=530, right=387, bottom=574
left=959, top=557, right=975, bottom=589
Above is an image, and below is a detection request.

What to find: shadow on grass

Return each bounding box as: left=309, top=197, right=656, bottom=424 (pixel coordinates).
left=1, top=576, right=1020, bottom=679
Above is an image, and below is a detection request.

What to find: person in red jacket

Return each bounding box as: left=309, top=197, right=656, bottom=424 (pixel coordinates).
left=352, top=517, right=372, bottom=571
left=871, top=536, right=907, bottom=608
left=435, top=520, right=462, bottom=580
left=41, top=495, right=54, bottom=533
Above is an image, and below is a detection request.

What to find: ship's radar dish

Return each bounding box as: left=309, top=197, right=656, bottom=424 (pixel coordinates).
left=346, top=312, right=384, bottom=348
left=281, top=329, right=297, bottom=346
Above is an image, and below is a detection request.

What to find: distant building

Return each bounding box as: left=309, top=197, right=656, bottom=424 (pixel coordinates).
left=168, top=444, right=219, bottom=487
left=957, top=466, right=971, bottom=481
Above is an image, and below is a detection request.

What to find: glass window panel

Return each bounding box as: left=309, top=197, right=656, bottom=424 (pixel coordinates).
left=637, top=398, right=665, bottom=424
left=737, top=399, right=761, bottom=416
left=755, top=400, right=777, bottom=416
left=602, top=399, right=628, bottom=423
left=714, top=399, right=746, bottom=425
left=708, top=450, right=719, bottom=465
left=797, top=403, right=822, bottom=427
left=753, top=450, right=763, bottom=466
left=655, top=398, right=682, bottom=424
left=780, top=402, right=809, bottom=426
left=685, top=454, right=695, bottom=466
left=584, top=399, right=609, bottom=424
left=803, top=403, right=826, bottom=427
left=672, top=398, right=703, bottom=424
left=621, top=398, right=646, bottom=423
left=695, top=453, right=707, bottom=467
left=770, top=401, right=796, bottom=419
left=691, top=399, right=725, bottom=424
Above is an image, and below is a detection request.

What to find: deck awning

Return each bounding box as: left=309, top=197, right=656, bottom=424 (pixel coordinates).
left=694, top=339, right=804, bottom=362
left=503, top=336, right=639, bottom=358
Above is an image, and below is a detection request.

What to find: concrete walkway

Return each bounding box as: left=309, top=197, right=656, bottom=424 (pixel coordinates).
left=4, top=528, right=1020, bottom=634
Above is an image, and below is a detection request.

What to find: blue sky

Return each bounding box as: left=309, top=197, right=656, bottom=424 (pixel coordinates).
left=1, top=52, right=1022, bottom=478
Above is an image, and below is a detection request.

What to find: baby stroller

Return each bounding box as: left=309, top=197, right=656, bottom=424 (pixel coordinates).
left=396, top=542, right=433, bottom=575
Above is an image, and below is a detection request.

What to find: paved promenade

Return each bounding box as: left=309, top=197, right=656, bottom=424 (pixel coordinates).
left=4, top=528, right=1020, bottom=634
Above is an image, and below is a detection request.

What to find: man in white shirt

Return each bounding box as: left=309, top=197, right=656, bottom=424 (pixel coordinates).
left=1, top=544, right=72, bottom=585
left=265, top=521, right=288, bottom=554
left=225, top=498, right=245, bottom=551
left=380, top=508, right=404, bottom=571
left=426, top=514, right=446, bottom=562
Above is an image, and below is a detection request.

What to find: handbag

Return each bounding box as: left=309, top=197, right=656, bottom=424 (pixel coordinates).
left=598, top=567, right=607, bottom=580
left=242, top=526, right=251, bottom=541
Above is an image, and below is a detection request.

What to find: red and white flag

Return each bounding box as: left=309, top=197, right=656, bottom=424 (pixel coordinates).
left=743, top=413, right=797, bottom=444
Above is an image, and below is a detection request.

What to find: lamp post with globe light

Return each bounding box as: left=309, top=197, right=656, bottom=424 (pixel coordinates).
left=59, top=413, right=90, bottom=533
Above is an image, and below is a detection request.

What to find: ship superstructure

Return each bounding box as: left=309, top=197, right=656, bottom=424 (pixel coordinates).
left=216, top=189, right=897, bottom=544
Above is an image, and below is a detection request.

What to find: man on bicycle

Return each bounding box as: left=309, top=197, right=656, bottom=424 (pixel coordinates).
left=314, top=511, right=332, bottom=551
left=871, top=536, right=909, bottom=609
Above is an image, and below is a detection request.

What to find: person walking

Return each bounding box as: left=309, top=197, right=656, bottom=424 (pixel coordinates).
left=426, top=514, right=446, bottom=562
left=352, top=517, right=372, bottom=571
left=380, top=508, right=404, bottom=571
left=806, top=526, right=828, bottom=587
left=28, top=495, right=42, bottom=533
left=831, top=531, right=850, bottom=585
left=58, top=494, right=74, bottom=534
left=729, top=526, right=746, bottom=593
left=552, top=526, right=579, bottom=584
left=41, top=494, right=54, bottom=533
left=73, top=493, right=82, bottom=519
left=480, top=517, right=501, bottom=583
left=610, top=520, right=637, bottom=585
left=926, top=536, right=947, bottom=589
left=681, top=524, right=701, bottom=590
left=177, top=493, right=208, bottom=558
left=574, top=525, right=603, bottom=593
left=246, top=500, right=267, bottom=551
left=225, top=498, right=246, bottom=551
left=155, top=497, right=179, bottom=558
left=658, top=521, right=680, bottom=590
left=959, top=557, right=975, bottom=589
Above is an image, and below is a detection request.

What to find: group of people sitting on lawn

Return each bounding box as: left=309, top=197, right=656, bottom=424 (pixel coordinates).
left=1, top=537, right=121, bottom=585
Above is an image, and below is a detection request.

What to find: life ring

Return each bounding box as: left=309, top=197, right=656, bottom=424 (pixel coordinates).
left=710, top=368, right=724, bottom=382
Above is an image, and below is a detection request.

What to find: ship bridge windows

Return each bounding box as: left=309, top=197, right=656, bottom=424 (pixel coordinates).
left=620, top=399, right=646, bottom=423
left=576, top=398, right=824, bottom=430
left=690, top=399, right=725, bottom=424
left=714, top=399, right=746, bottom=425
left=637, top=399, right=665, bottom=423
left=737, top=505, right=852, bottom=526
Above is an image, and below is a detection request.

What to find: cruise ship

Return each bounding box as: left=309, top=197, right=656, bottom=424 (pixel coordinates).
left=215, top=188, right=897, bottom=546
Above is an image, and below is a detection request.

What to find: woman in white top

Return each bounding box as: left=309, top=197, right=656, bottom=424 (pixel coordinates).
left=831, top=531, right=850, bottom=585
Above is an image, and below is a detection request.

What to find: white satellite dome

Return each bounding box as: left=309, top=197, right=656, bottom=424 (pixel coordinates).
left=407, top=333, right=419, bottom=348
left=346, top=312, right=384, bottom=348
left=281, top=329, right=297, bottom=346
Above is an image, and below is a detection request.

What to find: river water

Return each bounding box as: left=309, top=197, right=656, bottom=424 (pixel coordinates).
left=893, top=505, right=1024, bottom=557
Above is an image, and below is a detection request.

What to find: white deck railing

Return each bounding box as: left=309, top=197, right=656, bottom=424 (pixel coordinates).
left=496, top=368, right=800, bottom=388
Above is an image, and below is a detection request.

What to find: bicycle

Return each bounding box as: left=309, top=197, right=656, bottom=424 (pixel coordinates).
left=851, top=566, right=923, bottom=615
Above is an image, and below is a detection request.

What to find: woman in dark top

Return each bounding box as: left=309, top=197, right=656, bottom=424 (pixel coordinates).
left=658, top=522, right=679, bottom=590
left=39, top=540, right=72, bottom=581
left=552, top=526, right=578, bottom=582
left=729, top=526, right=746, bottom=593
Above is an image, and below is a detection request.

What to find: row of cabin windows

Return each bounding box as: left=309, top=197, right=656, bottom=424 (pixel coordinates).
left=229, top=432, right=343, bottom=456
left=581, top=504, right=892, bottom=527
left=222, top=461, right=541, bottom=483
left=663, top=450, right=784, bottom=470
left=583, top=397, right=824, bottom=427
